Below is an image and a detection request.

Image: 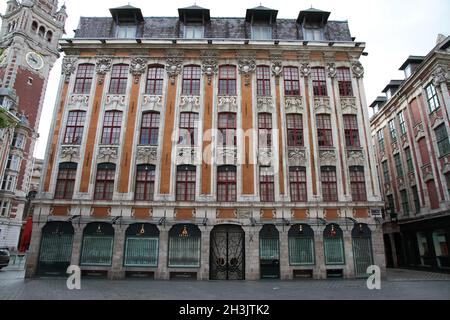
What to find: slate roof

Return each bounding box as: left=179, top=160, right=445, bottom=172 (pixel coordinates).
left=74, top=16, right=353, bottom=41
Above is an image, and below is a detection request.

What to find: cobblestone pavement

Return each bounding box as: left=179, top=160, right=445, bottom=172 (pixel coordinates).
left=0, top=269, right=449, bottom=300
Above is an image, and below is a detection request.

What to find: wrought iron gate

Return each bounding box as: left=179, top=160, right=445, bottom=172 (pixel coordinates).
left=352, top=224, right=374, bottom=277
left=38, top=222, right=74, bottom=276
left=210, top=225, right=245, bottom=280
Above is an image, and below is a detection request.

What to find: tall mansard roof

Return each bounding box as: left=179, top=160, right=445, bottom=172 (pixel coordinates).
left=73, top=16, right=353, bottom=41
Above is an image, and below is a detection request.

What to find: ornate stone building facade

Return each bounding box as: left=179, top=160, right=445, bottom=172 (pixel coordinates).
left=26, top=5, right=384, bottom=280
left=370, top=35, right=450, bottom=271
left=0, top=0, right=67, bottom=249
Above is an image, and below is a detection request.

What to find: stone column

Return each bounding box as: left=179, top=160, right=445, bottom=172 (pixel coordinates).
left=156, top=228, right=169, bottom=280
left=343, top=231, right=355, bottom=278
left=245, top=226, right=260, bottom=280
left=199, top=227, right=210, bottom=280
left=70, top=224, right=83, bottom=267
left=315, top=228, right=326, bottom=279
left=279, top=229, right=291, bottom=280
left=110, top=224, right=125, bottom=279
left=372, top=226, right=387, bottom=278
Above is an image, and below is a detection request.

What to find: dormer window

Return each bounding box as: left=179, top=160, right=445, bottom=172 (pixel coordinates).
left=184, top=24, right=204, bottom=39
left=252, top=24, right=272, bottom=40
left=304, top=27, right=324, bottom=41
left=117, top=24, right=137, bottom=38
left=297, top=8, right=330, bottom=42
left=246, top=6, right=277, bottom=41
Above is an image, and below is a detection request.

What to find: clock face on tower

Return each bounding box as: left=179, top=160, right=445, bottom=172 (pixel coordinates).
left=26, top=51, right=44, bottom=70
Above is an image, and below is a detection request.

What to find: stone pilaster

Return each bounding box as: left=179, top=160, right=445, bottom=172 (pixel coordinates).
left=110, top=224, right=125, bottom=279
left=199, top=227, right=210, bottom=280
left=244, top=226, right=260, bottom=280
left=156, top=229, right=169, bottom=279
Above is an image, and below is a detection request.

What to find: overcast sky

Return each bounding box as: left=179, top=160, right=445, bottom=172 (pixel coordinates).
left=1, top=0, right=449, bottom=159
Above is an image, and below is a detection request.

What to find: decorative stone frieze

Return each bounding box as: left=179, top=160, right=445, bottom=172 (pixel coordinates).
left=96, top=57, right=112, bottom=84
left=201, top=52, right=218, bottom=85
left=300, top=63, right=311, bottom=78
left=61, top=56, right=77, bottom=82
left=288, top=148, right=307, bottom=166
left=314, top=96, right=331, bottom=113
left=98, top=147, right=118, bottom=161
left=130, top=57, right=148, bottom=83
left=176, top=147, right=199, bottom=165
left=256, top=97, right=274, bottom=113
left=351, top=61, right=364, bottom=78
left=105, top=94, right=126, bottom=109
left=258, top=148, right=273, bottom=166
left=136, top=146, right=158, bottom=164
left=166, top=52, right=183, bottom=84
left=429, top=111, right=444, bottom=128
left=327, top=62, right=337, bottom=78
left=216, top=147, right=237, bottom=165
left=347, top=150, right=365, bottom=166
left=271, top=60, right=283, bottom=78
left=319, top=149, right=337, bottom=166
left=285, top=97, right=303, bottom=114
left=68, top=94, right=89, bottom=109
left=179, top=96, right=200, bottom=113
left=340, top=97, right=357, bottom=114
left=60, top=146, right=80, bottom=161
left=238, top=58, right=256, bottom=86
left=432, top=65, right=449, bottom=87
left=141, top=95, right=163, bottom=111
left=414, top=123, right=425, bottom=141
left=218, top=96, right=238, bottom=113
left=408, top=172, right=416, bottom=186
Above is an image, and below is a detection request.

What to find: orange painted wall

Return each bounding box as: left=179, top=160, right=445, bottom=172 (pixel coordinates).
left=241, top=74, right=255, bottom=195
left=118, top=76, right=141, bottom=193
left=201, top=74, right=213, bottom=195
left=44, top=82, right=69, bottom=192
left=304, top=81, right=317, bottom=195
left=159, top=76, right=178, bottom=194
left=275, top=80, right=285, bottom=195
left=80, top=76, right=106, bottom=192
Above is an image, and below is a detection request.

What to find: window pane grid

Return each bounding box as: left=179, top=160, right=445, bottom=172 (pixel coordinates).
left=426, top=84, right=440, bottom=113
left=343, top=115, right=360, bottom=147
left=289, top=167, right=307, bottom=202
left=350, top=167, right=367, bottom=201
left=74, top=64, right=94, bottom=94
left=337, top=68, right=353, bottom=96
left=135, top=165, right=155, bottom=201
left=218, top=66, right=237, bottom=96
left=287, top=114, right=303, bottom=147
left=94, top=166, right=115, bottom=200
left=321, top=167, right=337, bottom=202
left=64, top=111, right=86, bottom=145
left=260, top=170, right=275, bottom=202
left=109, top=64, right=129, bottom=94
left=217, top=167, right=237, bottom=202
left=101, top=111, right=122, bottom=145
left=55, top=167, right=76, bottom=199
left=257, top=66, right=271, bottom=96
left=312, top=67, right=327, bottom=96
left=259, top=113, right=273, bottom=147
left=176, top=167, right=196, bottom=201
left=435, top=124, right=450, bottom=157
left=182, top=66, right=201, bottom=96
left=317, top=114, right=333, bottom=147
left=145, top=66, right=164, bottom=95
left=283, top=67, right=300, bottom=96
left=140, top=112, right=160, bottom=145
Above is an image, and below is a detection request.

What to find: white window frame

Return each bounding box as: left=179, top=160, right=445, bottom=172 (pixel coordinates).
left=184, top=25, right=204, bottom=39
left=116, top=24, right=137, bottom=39
left=251, top=25, right=272, bottom=40
left=303, top=27, right=324, bottom=41
left=6, top=155, right=21, bottom=172
left=0, top=201, right=10, bottom=217
left=13, top=133, right=25, bottom=149
left=1, top=174, right=16, bottom=192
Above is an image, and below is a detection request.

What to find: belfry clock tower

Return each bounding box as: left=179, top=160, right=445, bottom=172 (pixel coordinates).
left=0, top=0, right=66, bottom=249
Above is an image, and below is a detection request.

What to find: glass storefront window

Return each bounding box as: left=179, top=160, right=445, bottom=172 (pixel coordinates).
left=432, top=230, right=449, bottom=268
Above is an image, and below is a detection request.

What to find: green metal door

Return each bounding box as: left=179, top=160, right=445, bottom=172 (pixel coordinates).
left=124, top=237, right=159, bottom=267
left=353, top=237, right=374, bottom=277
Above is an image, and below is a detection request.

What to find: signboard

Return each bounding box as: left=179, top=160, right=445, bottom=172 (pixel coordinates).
left=371, top=209, right=382, bottom=217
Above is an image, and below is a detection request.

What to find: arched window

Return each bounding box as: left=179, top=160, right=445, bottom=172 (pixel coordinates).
left=218, top=65, right=237, bottom=96
left=54, top=162, right=77, bottom=200
left=256, top=65, right=271, bottom=96
left=135, top=164, right=155, bottom=201
left=124, top=223, right=159, bottom=267
left=74, top=64, right=95, bottom=94
left=38, top=222, right=74, bottom=275
left=260, top=224, right=280, bottom=279
left=31, top=21, right=38, bottom=32
left=38, top=26, right=45, bottom=37
left=288, top=224, right=315, bottom=265
left=145, top=65, right=164, bottom=95
left=168, top=224, right=201, bottom=267
left=176, top=165, right=196, bottom=201
left=352, top=224, right=374, bottom=277
left=109, top=64, right=129, bottom=94
left=182, top=65, right=201, bottom=96
left=139, top=112, right=160, bottom=146
left=323, top=224, right=345, bottom=265
left=217, top=165, right=237, bottom=202
left=64, top=110, right=86, bottom=145
left=94, top=163, right=116, bottom=200
left=80, top=223, right=114, bottom=266
left=46, top=30, right=53, bottom=42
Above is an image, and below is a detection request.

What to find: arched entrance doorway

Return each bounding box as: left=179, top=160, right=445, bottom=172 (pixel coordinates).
left=259, top=224, right=280, bottom=279
left=80, top=222, right=114, bottom=266
left=38, top=221, right=74, bottom=276
left=352, top=223, right=374, bottom=277
left=210, top=225, right=245, bottom=280
left=124, top=223, right=160, bottom=267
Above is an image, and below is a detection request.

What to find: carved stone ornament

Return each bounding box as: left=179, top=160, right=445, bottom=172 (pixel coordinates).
left=432, top=65, right=449, bottom=87
left=319, top=150, right=336, bottom=165
left=96, top=57, right=112, bottom=84
left=258, top=148, right=273, bottom=166
left=68, top=94, right=89, bottom=109
left=180, top=96, right=200, bottom=113
left=271, top=61, right=283, bottom=78
left=327, top=62, right=337, bottom=78
left=130, top=57, right=148, bottom=83
left=347, top=150, right=365, bottom=166
left=288, top=148, right=307, bottom=166
left=60, top=146, right=79, bottom=160
left=98, top=147, right=118, bottom=160
left=137, top=146, right=158, bottom=163
left=217, top=147, right=238, bottom=165
left=62, top=56, right=77, bottom=82
left=285, top=97, right=303, bottom=113
left=176, top=147, right=199, bottom=165
left=340, top=97, right=357, bottom=114
left=142, top=95, right=163, bottom=111
left=201, top=52, right=218, bottom=85
left=218, top=96, right=238, bottom=113
left=238, top=58, right=256, bottom=86
left=105, top=95, right=126, bottom=109
left=300, top=63, right=311, bottom=77
left=166, top=54, right=183, bottom=84
left=352, top=61, right=364, bottom=78
left=257, top=97, right=274, bottom=112
left=314, top=96, right=331, bottom=113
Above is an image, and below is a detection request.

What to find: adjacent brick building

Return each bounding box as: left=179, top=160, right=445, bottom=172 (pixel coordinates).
left=26, top=5, right=385, bottom=280
left=370, top=35, right=450, bottom=271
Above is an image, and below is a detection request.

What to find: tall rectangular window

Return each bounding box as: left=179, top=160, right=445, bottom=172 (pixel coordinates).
left=256, top=66, right=271, bottom=96
left=382, top=161, right=390, bottom=183
left=217, top=166, right=237, bottom=202
left=377, top=129, right=385, bottom=151
left=412, top=186, right=420, bottom=214
left=109, top=64, right=129, bottom=94
left=343, top=115, right=360, bottom=147
left=260, top=167, right=275, bottom=202
left=252, top=25, right=272, bottom=40
left=398, top=111, right=407, bottom=135
left=218, top=113, right=236, bottom=147
left=258, top=113, right=273, bottom=148
left=135, top=165, right=155, bottom=201
left=400, top=190, right=410, bottom=216
left=1, top=175, right=16, bottom=192
left=94, top=163, right=115, bottom=200
left=405, top=147, right=414, bottom=172
left=304, top=28, right=323, bottom=41
left=0, top=201, right=10, bottom=217
left=283, top=67, right=300, bottom=96
left=218, top=65, right=236, bottom=96
left=117, top=24, right=137, bottom=38
left=54, top=163, right=77, bottom=200
left=435, top=124, right=450, bottom=157
left=179, top=112, right=199, bottom=147
left=184, top=25, right=204, bottom=39
left=287, top=114, right=303, bottom=147
left=101, top=111, right=122, bottom=145
left=394, top=153, right=404, bottom=177
left=12, top=133, right=25, bottom=150
left=337, top=67, right=353, bottom=96
left=176, top=165, right=196, bottom=201
left=64, top=111, right=86, bottom=145
left=389, top=119, right=397, bottom=142
left=6, top=155, right=20, bottom=172
left=182, top=65, right=201, bottom=96
left=350, top=166, right=367, bottom=201
left=140, top=112, right=160, bottom=146
left=317, top=114, right=333, bottom=147
left=321, top=167, right=337, bottom=202
left=425, top=83, right=440, bottom=113
left=74, top=64, right=94, bottom=94
left=312, top=67, right=327, bottom=96
left=289, top=167, right=307, bottom=202
left=145, top=65, right=164, bottom=95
